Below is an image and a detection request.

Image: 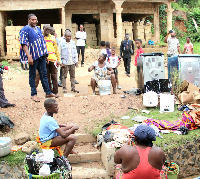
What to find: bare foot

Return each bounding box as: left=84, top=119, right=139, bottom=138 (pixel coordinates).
left=71, top=149, right=78, bottom=155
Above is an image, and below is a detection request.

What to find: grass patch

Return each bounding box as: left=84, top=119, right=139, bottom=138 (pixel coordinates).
left=0, top=150, right=26, bottom=167
left=90, top=106, right=200, bottom=151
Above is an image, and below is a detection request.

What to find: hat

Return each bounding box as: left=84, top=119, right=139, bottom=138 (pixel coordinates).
left=134, top=125, right=156, bottom=142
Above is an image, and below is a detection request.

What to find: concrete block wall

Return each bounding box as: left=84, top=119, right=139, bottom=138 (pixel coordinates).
left=53, top=24, right=62, bottom=39
left=5, top=26, right=23, bottom=57
left=84, top=24, right=97, bottom=46
left=123, top=22, right=133, bottom=41
left=72, top=23, right=78, bottom=44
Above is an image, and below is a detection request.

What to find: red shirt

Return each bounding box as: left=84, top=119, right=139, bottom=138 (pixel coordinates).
left=135, top=48, right=144, bottom=66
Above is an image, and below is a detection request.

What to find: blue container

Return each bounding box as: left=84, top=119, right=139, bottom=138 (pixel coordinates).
left=168, top=56, right=178, bottom=80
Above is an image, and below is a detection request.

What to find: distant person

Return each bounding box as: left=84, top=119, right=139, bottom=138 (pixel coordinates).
left=105, top=41, right=112, bottom=61
left=19, top=14, right=59, bottom=102
left=100, top=41, right=107, bottom=54
left=39, top=98, right=79, bottom=158
left=108, top=47, right=121, bottom=89
left=88, top=53, right=117, bottom=95
left=114, top=125, right=166, bottom=179
left=182, top=37, right=193, bottom=54
left=120, top=33, right=134, bottom=77
left=43, top=25, right=60, bottom=96
left=0, top=62, right=15, bottom=108
left=164, top=30, right=181, bottom=57
left=59, top=31, right=79, bottom=93
left=135, top=39, right=144, bottom=90
left=76, top=24, right=87, bottom=67
left=50, top=27, right=59, bottom=44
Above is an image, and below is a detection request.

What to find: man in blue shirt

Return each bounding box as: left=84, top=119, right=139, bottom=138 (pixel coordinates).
left=20, top=14, right=59, bottom=102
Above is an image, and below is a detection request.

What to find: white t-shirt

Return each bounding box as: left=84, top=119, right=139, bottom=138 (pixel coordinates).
left=108, top=55, right=120, bottom=68
left=76, top=31, right=87, bottom=46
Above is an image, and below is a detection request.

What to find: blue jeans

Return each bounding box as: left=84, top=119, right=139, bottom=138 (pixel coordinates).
left=29, top=56, right=52, bottom=96
left=167, top=56, right=178, bottom=80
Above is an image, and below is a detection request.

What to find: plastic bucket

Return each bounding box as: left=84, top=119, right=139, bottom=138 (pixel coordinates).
left=98, top=80, right=111, bottom=95
left=0, top=137, right=11, bottom=157
left=167, top=163, right=179, bottom=179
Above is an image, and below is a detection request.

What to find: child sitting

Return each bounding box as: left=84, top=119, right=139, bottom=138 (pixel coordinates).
left=135, top=39, right=144, bottom=90
left=88, top=53, right=117, bottom=95
left=182, top=37, right=193, bottom=54
left=108, top=47, right=121, bottom=89
left=39, top=98, right=79, bottom=158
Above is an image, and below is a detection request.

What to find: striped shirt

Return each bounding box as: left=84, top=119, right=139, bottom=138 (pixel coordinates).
left=44, top=35, right=60, bottom=63
left=20, top=25, right=48, bottom=64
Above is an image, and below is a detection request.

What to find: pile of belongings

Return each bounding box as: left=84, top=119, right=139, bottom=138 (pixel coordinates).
left=189, top=104, right=200, bottom=127
left=25, top=149, right=72, bottom=179
left=97, top=120, right=133, bottom=148
left=0, top=112, right=14, bottom=131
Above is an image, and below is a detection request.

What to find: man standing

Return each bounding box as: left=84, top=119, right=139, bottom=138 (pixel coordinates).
left=59, top=31, right=79, bottom=93
left=164, top=30, right=181, bottom=79
left=44, top=25, right=60, bottom=96
left=76, top=24, right=87, bottom=67
left=120, top=33, right=134, bottom=77
left=164, top=30, right=181, bottom=57
left=20, top=14, right=59, bottom=102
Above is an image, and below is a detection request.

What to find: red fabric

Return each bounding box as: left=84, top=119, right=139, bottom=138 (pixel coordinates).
left=135, top=48, right=144, bottom=66
left=123, top=146, right=161, bottom=179
left=106, top=124, right=134, bottom=135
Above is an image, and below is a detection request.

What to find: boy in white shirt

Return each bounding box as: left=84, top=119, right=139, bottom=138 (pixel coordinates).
left=108, top=47, right=121, bottom=89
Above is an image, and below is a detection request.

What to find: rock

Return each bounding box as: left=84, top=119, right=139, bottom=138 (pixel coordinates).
left=13, top=166, right=18, bottom=173
left=0, top=167, right=5, bottom=174
left=4, top=173, right=12, bottom=178
left=14, top=132, right=30, bottom=145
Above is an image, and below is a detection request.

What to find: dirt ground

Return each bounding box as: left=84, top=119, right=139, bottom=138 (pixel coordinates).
left=0, top=60, right=143, bottom=143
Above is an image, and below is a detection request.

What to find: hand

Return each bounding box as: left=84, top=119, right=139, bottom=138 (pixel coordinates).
left=73, top=124, right=79, bottom=130
left=28, top=55, right=33, bottom=65
left=60, top=64, right=64, bottom=68
left=76, top=63, right=78, bottom=68
left=46, top=57, right=49, bottom=64
left=59, top=124, right=67, bottom=127
left=107, top=71, right=111, bottom=75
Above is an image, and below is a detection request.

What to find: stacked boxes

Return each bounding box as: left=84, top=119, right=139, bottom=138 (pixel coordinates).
left=122, top=22, right=133, bottom=40
left=5, top=26, right=23, bottom=57
left=133, top=21, right=145, bottom=43
left=84, top=24, right=97, bottom=46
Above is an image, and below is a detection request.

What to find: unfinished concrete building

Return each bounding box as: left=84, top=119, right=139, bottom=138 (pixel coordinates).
left=0, top=0, right=175, bottom=57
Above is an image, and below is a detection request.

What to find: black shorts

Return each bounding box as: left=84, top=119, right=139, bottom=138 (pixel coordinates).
left=113, top=68, right=118, bottom=74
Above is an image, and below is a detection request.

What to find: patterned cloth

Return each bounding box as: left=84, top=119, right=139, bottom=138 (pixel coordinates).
left=143, top=112, right=198, bottom=131
left=167, top=37, right=180, bottom=56
left=20, top=25, right=48, bottom=64
left=92, top=61, right=111, bottom=82
left=44, top=34, right=60, bottom=63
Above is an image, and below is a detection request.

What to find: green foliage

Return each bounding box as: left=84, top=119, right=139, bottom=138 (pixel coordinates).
left=0, top=150, right=26, bottom=167
left=1, top=60, right=9, bottom=66
left=159, top=4, right=168, bottom=37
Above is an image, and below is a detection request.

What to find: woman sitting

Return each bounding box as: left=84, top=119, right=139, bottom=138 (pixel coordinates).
left=114, top=125, right=166, bottom=179
left=88, top=53, right=117, bottom=95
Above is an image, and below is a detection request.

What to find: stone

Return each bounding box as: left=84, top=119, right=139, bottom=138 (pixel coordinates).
left=17, top=171, right=23, bottom=178
left=13, top=166, right=18, bottom=173
left=14, top=132, right=30, bottom=145
left=172, top=148, right=177, bottom=155
left=186, top=144, right=194, bottom=149
left=178, top=146, right=182, bottom=153
left=195, top=146, right=198, bottom=154
left=181, top=150, right=188, bottom=159
left=0, top=167, right=5, bottom=174
left=6, top=165, right=10, bottom=171
left=190, top=149, right=194, bottom=156
left=0, top=161, right=5, bottom=165
left=189, top=161, right=195, bottom=166
left=4, top=173, right=12, bottom=178
left=192, top=156, right=196, bottom=162
left=168, top=153, right=174, bottom=161
left=181, top=160, right=185, bottom=165
left=176, top=154, right=180, bottom=159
